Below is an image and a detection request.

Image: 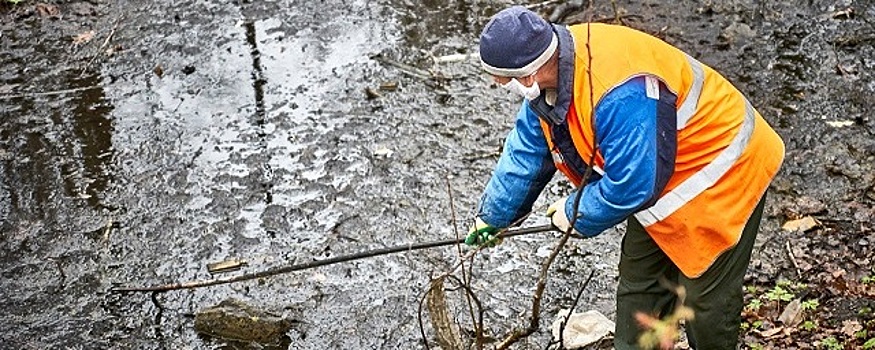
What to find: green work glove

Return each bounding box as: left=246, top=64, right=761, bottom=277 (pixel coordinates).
left=465, top=218, right=502, bottom=248
left=546, top=196, right=583, bottom=236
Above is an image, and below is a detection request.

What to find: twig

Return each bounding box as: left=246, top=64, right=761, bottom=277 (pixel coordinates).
left=0, top=86, right=102, bottom=100
left=525, top=0, right=563, bottom=10
left=444, top=175, right=481, bottom=349
left=463, top=150, right=502, bottom=162
left=557, top=269, right=596, bottom=347
left=111, top=224, right=554, bottom=293
left=496, top=231, right=573, bottom=349
left=371, top=54, right=435, bottom=80
left=47, top=257, right=66, bottom=292
left=785, top=240, right=802, bottom=278
left=610, top=0, right=623, bottom=24
left=80, top=16, right=123, bottom=76
left=433, top=53, right=475, bottom=64
left=548, top=0, right=584, bottom=23
left=422, top=215, right=539, bottom=347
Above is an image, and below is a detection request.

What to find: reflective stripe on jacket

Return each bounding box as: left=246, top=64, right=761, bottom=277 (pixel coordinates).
left=542, top=23, right=785, bottom=277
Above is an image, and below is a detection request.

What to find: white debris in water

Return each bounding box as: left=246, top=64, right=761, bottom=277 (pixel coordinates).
left=825, top=120, right=854, bottom=128
left=551, top=309, right=615, bottom=349
left=495, top=260, right=520, bottom=274
left=536, top=245, right=553, bottom=258
left=373, top=147, right=393, bottom=158
left=310, top=272, right=327, bottom=283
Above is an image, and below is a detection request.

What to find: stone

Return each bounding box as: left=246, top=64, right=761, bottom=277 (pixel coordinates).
left=194, top=298, right=294, bottom=345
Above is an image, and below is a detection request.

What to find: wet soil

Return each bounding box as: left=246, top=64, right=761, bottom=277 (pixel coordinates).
left=1, top=0, right=873, bottom=349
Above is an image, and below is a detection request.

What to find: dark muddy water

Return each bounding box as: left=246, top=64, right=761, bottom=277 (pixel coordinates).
left=2, top=0, right=873, bottom=349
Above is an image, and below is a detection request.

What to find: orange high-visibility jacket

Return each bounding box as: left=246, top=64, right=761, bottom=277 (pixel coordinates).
left=541, top=23, right=785, bottom=277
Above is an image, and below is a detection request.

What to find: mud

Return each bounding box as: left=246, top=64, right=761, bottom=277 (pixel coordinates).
left=1, top=0, right=873, bottom=349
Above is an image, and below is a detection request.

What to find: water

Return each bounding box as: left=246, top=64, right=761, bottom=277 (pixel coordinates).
left=2, top=0, right=874, bottom=349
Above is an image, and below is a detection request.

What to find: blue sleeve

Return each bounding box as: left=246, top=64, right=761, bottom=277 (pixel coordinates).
left=477, top=101, right=557, bottom=228
left=566, top=77, right=659, bottom=236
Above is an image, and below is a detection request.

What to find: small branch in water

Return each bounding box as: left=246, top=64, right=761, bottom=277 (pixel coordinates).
left=371, top=54, right=435, bottom=80
left=48, top=257, right=66, bottom=292
left=110, top=224, right=555, bottom=293
left=0, top=86, right=102, bottom=100
left=151, top=291, right=165, bottom=326
left=444, top=175, right=479, bottom=347
left=610, top=0, right=624, bottom=25
left=555, top=269, right=596, bottom=348
left=432, top=53, right=475, bottom=64
left=80, top=15, right=123, bottom=77
left=463, top=150, right=502, bottom=162
left=496, top=231, right=573, bottom=349
left=102, top=219, right=115, bottom=251
left=525, top=0, right=563, bottom=10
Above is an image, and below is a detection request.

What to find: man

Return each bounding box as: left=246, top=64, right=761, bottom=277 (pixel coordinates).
left=464, top=6, right=785, bottom=349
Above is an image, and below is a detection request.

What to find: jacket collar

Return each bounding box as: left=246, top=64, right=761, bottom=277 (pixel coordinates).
left=531, top=24, right=575, bottom=125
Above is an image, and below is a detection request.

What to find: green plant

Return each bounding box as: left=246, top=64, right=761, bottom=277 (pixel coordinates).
left=752, top=320, right=764, bottom=329
left=860, top=306, right=873, bottom=316
left=863, top=268, right=875, bottom=284
left=863, top=337, right=875, bottom=349
left=801, top=299, right=820, bottom=311
left=765, top=285, right=794, bottom=302
left=747, top=343, right=765, bottom=350
left=745, top=298, right=763, bottom=312
left=801, top=320, right=817, bottom=331
left=857, top=330, right=869, bottom=339
left=821, top=336, right=843, bottom=350
left=792, top=282, right=809, bottom=290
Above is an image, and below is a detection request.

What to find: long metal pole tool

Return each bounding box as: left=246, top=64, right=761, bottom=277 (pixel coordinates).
left=111, top=224, right=556, bottom=293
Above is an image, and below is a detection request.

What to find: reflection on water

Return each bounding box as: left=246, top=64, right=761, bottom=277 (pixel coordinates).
left=1, top=77, right=114, bottom=216
left=61, top=71, right=114, bottom=209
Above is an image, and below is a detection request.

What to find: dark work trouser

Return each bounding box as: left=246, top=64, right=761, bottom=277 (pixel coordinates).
left=614, top=194, right=766, bottom=350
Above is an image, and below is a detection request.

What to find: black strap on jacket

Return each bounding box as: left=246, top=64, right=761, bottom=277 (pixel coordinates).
left=529, top=96, right=590, bottom=183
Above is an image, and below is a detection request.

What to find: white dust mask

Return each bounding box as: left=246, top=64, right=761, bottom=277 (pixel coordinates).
left=502, top=77, right=541, bottom=100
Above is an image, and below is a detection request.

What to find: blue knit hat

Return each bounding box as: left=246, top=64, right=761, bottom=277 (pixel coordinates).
left=479, top=6, right=557, bottom=77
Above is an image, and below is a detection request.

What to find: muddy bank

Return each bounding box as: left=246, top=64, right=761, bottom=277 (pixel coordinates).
left=1, top=0, right=873, bottom=349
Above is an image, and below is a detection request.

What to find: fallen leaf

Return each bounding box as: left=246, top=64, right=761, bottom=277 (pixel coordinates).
left=840, top=320, right=862, bottom=337
left=35, top=3, right=61, bottom=17
left=777, top=299, right=803, bottom=327
left=72, top=30, right=95, bottom=45
left=781, top=216, right=821, bottom=232
left=757, top=326, right=784, bottom=338
left=105, top=44, right=123, bottom=56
